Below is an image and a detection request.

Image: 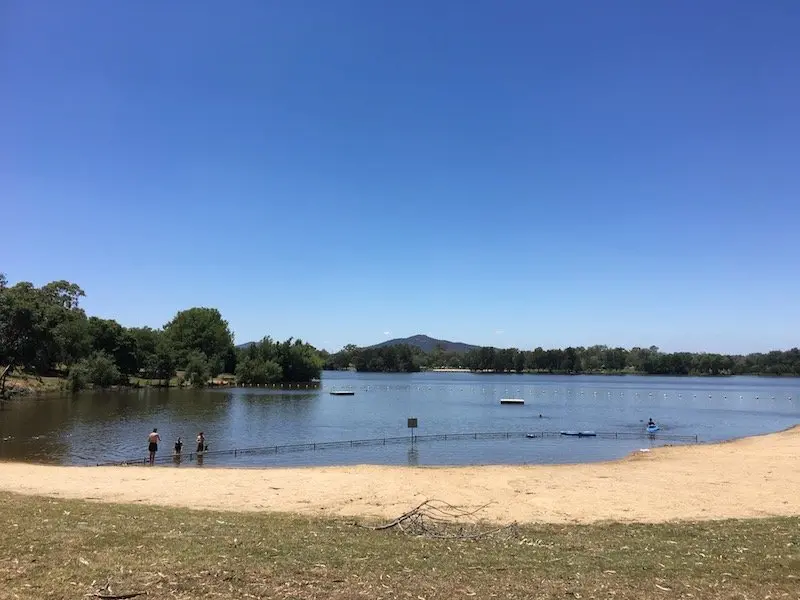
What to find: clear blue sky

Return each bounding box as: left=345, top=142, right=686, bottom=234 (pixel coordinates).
left=2, top=0, right=799, bottom=354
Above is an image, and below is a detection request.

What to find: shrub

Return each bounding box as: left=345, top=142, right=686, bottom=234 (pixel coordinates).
left=185, top=351, right=210, bottom=388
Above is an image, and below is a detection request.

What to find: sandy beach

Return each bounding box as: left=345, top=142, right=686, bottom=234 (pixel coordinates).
left=1, top=426, right=798, bottom=524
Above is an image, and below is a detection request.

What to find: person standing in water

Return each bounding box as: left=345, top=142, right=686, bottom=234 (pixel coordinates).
left=147, top=428, right=161, bottom=465
left=196, top=431, right=205, bottom=453
left=171, top=436, right=183, bottom=464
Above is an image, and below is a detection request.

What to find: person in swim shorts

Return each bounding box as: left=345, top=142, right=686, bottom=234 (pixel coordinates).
left=148, top=428, right=161, bottom=465
left=196, top=431, right=205, bottom=453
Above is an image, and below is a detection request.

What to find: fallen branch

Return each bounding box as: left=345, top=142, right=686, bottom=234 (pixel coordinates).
left=363, top=500, right=433, bottom=531
left=355, top=499, right=518, bottom=540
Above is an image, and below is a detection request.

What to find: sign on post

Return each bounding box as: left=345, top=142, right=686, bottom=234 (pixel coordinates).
left=407, top=417, right=418, bottom=443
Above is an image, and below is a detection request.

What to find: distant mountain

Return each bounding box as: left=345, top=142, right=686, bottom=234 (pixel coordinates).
left=369, top=334, right=478, bottom=354
left=235, top=342, right=255, bottom=349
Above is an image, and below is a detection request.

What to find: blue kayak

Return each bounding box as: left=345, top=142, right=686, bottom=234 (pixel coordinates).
left=646, top=424, right=660, bottom=433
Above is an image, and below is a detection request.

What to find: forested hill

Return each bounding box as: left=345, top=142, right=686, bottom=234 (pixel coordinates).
left=369, top=334, right=477, bottom=353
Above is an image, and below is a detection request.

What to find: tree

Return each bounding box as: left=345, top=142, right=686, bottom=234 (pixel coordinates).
left=221, top=345, right=237, bottom=374
left=346, top=344, right=420, bottom=373
left=0, top=279, right=88, bottom=374
left=236, top=337, right=323, bottom=382
left=145, top=337, right=176, bottom=384
left=324, top=344, right=358, bottom=370
left=69, top=351, right=123, bottom=389
left=88, top=352, right=123, bottom=387
left=278, top=338, right=325, bottom=381
left=129, top=326, right=161, bottom=374
left=163, top=308, right=233, bottom=374
left=66, top=362, right=89, bottom=392
left=514, top=350, right=526, bottom=373
left=40, top=280, right=85, bottom=310
left=184, top=350, right=210, bottom=387
left=87, top=317, right=138, bottom=375
left=235, top=357, right=283, bottom=385
left=52, top=312, right=91, bottom=367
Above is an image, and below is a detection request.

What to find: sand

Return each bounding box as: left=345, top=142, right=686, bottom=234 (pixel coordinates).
left=1, top=426, right=798, bottom=524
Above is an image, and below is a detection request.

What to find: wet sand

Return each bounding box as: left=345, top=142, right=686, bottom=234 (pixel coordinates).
left=1, top=426, right=798, bottom=524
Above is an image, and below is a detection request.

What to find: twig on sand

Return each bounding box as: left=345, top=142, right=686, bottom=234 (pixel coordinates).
left=355, top=499, right=518, bottom=540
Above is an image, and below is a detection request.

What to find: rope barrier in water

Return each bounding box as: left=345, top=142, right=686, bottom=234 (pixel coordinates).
left=94, top=430, right=700, bottom=466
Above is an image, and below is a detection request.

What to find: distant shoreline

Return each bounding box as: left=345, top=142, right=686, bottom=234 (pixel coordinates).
left=343, top=368, right=799, bottom=378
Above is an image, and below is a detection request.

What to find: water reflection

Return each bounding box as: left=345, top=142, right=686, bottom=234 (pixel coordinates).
left=0, top=373, right=797, bottom=466
left=407, top=443, right=419, bottom=466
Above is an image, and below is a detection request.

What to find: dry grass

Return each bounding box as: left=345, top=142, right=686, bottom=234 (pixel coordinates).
left=4, top=373, right=65, bottom=394
left=0, top=492, right=797, bottom=599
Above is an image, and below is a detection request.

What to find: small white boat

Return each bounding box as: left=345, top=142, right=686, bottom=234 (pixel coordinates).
left=500, top=398, right=524, bottom=405
left=330, top=390, right=355, bottom=396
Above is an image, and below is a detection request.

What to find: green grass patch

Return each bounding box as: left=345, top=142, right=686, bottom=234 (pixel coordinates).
left=0, top=492, right=797, bottom=599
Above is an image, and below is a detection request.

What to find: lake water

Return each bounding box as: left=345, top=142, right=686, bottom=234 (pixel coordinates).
left=1, top=371, right=798, bottom=467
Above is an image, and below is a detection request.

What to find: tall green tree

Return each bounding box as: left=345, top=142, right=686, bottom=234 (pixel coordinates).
left=87, top=317, right=138, bottom=375
left=128, top=326, right=161, bottom=374
left=0, top=279, right=88, bottom=374
left=145, top=336, right=176, bottom=384
left=162, top=307, right=233, bottom=374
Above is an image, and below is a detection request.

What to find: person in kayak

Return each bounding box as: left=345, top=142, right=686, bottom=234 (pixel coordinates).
left=647, top=418, right=656, bottom=427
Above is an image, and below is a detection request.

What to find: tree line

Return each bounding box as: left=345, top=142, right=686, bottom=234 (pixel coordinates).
left=324, top=342, right=800, bottom=376
left=0, top=275, right=323, bottom=394
left=322, top=344, right=422, bottom=373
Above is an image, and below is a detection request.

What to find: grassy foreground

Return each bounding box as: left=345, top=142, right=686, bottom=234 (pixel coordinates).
left=0, top=492, right=797, bottom=600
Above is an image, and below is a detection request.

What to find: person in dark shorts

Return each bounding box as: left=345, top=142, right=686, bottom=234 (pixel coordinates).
left=174, top=437, right=183, bottom=454
left=196, top=431, right=205, bottom=453
left=147, top=428, right=161, bottom=465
